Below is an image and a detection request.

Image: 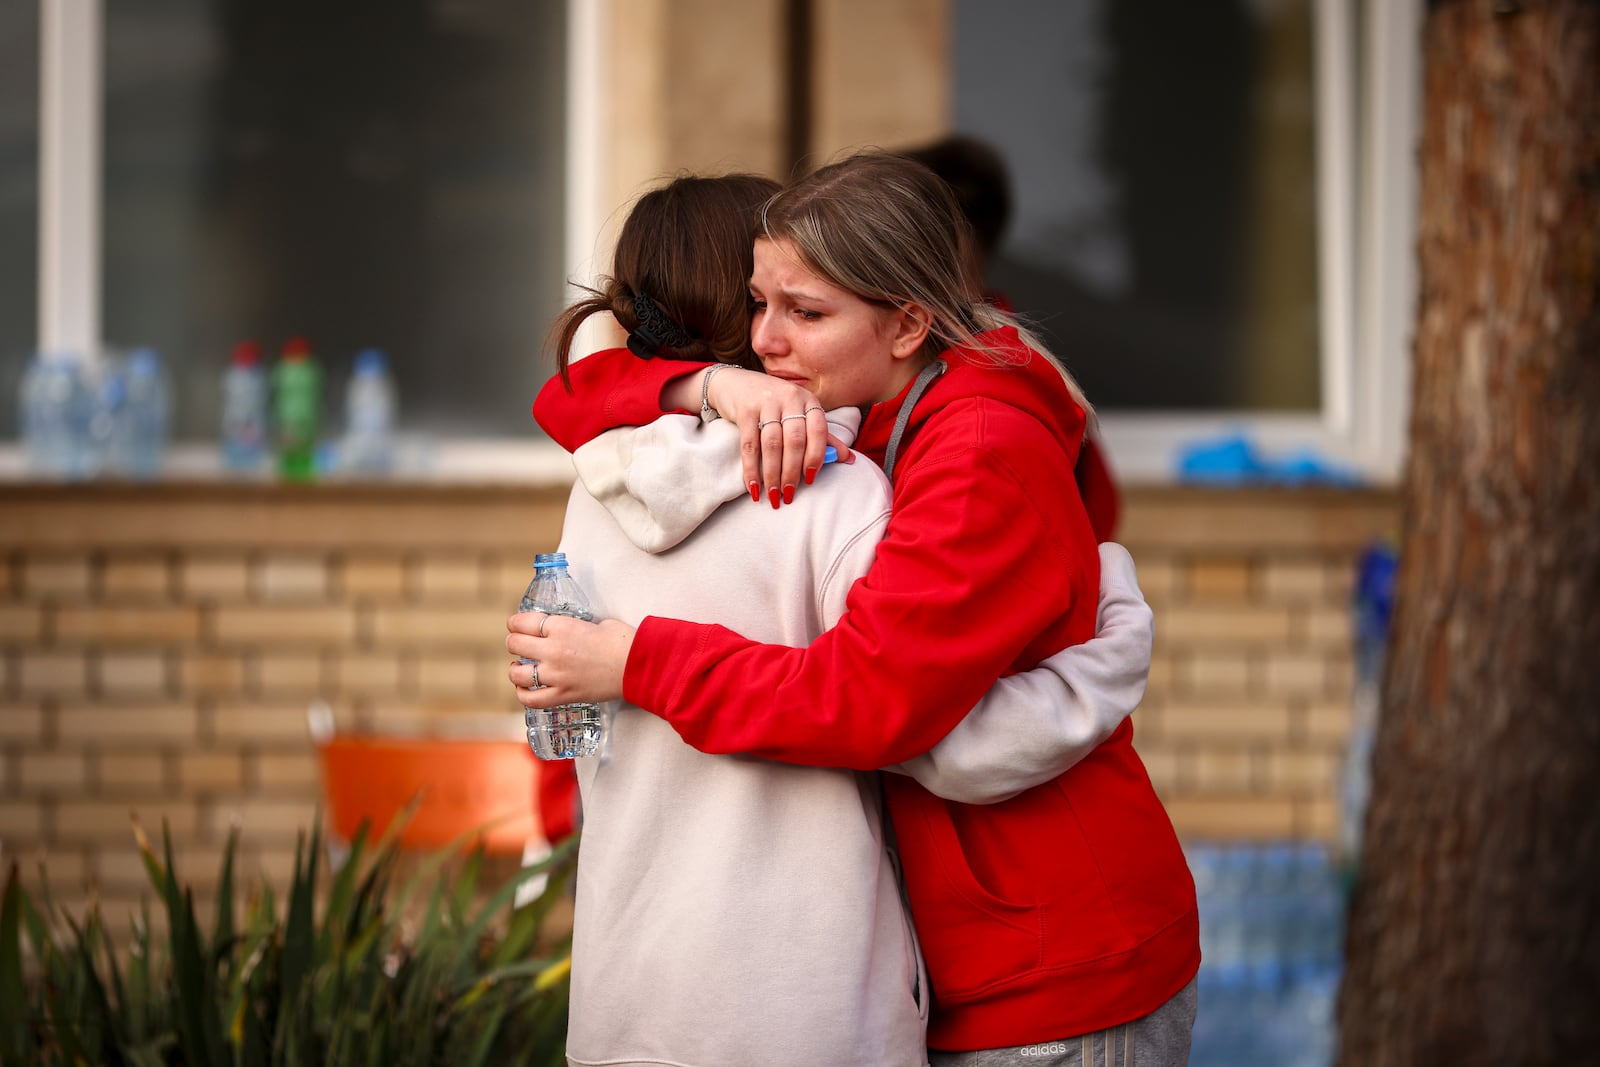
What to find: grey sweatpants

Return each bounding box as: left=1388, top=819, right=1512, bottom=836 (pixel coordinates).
left=927, top=978, right=1197, bottom=1067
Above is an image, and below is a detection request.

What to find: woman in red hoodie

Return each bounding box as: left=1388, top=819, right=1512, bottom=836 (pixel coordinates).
left=511, top=153, right=1199, bottom=1065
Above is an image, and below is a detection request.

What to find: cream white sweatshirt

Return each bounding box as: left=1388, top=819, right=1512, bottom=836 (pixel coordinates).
left=560, top=411, right=928, bottom=1067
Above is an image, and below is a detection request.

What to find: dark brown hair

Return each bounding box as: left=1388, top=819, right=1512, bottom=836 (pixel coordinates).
left=550, top=174, right=781, bottom=384
left=899, top=134, right=1013, bottom=261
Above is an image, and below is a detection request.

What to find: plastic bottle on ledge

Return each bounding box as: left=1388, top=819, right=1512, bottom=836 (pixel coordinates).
left=221, top=340, right=269, bottom=473
left=18, top=351, right=96, bottom=480
left=272, top=337, right=322, bottom=482
left=519, top=553, right=604, bottom=760
left=111, top=347, right=171, bottom=478
left=340, top=347, right=397, bottom=476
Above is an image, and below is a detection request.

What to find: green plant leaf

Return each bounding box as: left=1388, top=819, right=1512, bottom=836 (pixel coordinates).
left=157, top=824, right=228, bottom=1067
left=448, top=847, right=485, bottom=931
left=413, top=871, right=449, bottom=954
left=237, top=986, right=269, bottom=1067
left=97, top=906, right=134, bottom=1050
left=449, top=954, right=565, bottom=1012
left=129, top=817, right=167, bottom=891
left=477, top=838, right=579, bottom=971
left=123, top=902, right=153, bottom=1037
left=213, top=825, right=239, bottom=977
left=0, top=866, right=31, bottom=1061
left=276, top=830, right=315, bottom=1049
left=457, top=1000, right=506, bottom=1067
left=18, top=877, right=50, bottom=959
left=65, top=909, right=129, bottom=1066
left=32, top=853, right=62, bottom=932
left=37, top=917, right=95, bottom=1067
left=385, top=800, right=522, bottom=922
left=323, top=820, right=370, bottom=950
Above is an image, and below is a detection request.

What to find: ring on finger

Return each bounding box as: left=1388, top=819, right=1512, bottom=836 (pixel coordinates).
left=538, top=613, right=551, bottom=638
left=531, top=663, right=542, bottom=688
left=781, top=413, right=808, bottom=423
left=757, top=419, right=781, bottom=430
left=803, top=405, right=824, bottom=415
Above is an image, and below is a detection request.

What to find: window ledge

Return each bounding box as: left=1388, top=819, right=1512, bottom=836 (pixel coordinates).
left=0, top=439, right=577, bottom=488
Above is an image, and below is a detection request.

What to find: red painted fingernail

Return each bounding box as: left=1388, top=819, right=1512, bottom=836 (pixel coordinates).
left=749, top=481, right=761, bottom=502
left=804, top=467, right=817, bottom=485
left=768, top=487, right=780, bottom=509
left=782, top=484, right=795, bottom=505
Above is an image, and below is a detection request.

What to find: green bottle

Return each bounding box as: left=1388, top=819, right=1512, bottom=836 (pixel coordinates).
left=272, top=337, right=322, bottom=481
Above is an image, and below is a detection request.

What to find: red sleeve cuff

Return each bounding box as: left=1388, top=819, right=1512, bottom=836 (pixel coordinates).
left=622, top=615, right=703, bottom=715
left=531, top=349, right=709, bottom=451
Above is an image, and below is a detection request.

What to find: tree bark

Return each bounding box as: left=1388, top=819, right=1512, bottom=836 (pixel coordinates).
left=1337, top=2, right=1600, bottom=1064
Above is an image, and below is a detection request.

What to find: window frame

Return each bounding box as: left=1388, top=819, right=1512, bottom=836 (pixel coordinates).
left=8, top=0, right=604, bottom=482
left=14, top=0, right=1416, bottom=486
left=1093, top=0, right=1420, bottom=484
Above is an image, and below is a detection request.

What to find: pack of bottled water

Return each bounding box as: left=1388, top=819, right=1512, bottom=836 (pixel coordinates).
left=18, top=351, right=98, bottom=479
left=1187, top=839, right=1344, bottom=1067
left=18, top=348, right=171, bottom=480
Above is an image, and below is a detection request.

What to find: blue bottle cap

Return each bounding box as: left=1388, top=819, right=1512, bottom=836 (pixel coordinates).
left=354, top=348, right=389, bottom=375
left=823, top=445, right=838, bottom=464
left=127, top=347, right=162, bottom=375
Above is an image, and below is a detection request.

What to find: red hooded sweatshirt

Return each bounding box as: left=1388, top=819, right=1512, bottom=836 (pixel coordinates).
left=533, top=330, right=1198, bottom=1050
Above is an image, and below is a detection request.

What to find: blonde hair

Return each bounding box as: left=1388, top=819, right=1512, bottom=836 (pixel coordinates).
left=760, top=152, right=1093, bottom=422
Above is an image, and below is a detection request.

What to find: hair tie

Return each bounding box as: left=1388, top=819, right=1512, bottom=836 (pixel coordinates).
left=627, top=291, right=694, bottom=359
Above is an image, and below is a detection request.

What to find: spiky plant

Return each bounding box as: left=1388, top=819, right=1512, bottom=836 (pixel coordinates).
left=0, top=814, right=577, bottom=1066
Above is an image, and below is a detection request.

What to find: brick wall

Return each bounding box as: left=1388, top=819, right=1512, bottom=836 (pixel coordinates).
left=1117, top=486, right=1400, bottom=841
left=0, top=482, right=572, bottom=928
left=0, top=481, right=1398, bottom=928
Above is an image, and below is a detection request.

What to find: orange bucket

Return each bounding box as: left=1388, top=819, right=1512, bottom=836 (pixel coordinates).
left=317, top=736, right=545, bottom=854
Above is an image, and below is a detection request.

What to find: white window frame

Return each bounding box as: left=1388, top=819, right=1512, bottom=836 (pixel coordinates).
left=16, top=0, right=1415, bottom=486
left=37, top=0, right=101, bottom=360
left=1094, top=0, right=1420, bottom=485
left=14, top=0, right=605, bottom=482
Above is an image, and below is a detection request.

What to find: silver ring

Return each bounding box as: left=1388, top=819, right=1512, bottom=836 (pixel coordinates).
left=803, top=405, right=823, bottom=415
left=757, top=419, right=781, bottom=430
left=781, top=413, right=808, bottom=423
left=530, top=662, right=542, bottom=688
left=538, top=613, right=551, bottom=637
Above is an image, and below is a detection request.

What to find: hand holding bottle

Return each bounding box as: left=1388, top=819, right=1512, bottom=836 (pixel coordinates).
left=515, top=553, right=618, bottom=759
left=507, top=612, right=634, bottom=710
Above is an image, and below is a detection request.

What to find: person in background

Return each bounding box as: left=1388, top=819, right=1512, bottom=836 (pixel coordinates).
left=513, top=153, right=1198, bottom=1065
left=900, top=134, right=1123, bottom=542
left=532, top=172, right=1161, bottom=1067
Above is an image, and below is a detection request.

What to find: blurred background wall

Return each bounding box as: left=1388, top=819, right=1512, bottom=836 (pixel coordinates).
left=0, top=0, right=1409, bottom=935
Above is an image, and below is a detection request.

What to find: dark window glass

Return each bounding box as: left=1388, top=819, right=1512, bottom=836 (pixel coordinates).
left=103, top=0, right=567, bottom=439
left=952, top=0, right=1321, bottom=412
left=0, top=4, right=40, bottom=439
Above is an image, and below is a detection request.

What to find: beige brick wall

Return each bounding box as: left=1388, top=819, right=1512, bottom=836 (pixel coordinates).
left=0, top=481, right=1398, bottom=923
left=1117, top=486, right=1399, bottom=842
left=0, top=483, right=570, bottom=924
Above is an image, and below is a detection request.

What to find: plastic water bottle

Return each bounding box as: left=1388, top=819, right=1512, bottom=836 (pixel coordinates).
left=339, top=347, right=398, bottom=475
left=272, top=337, right=322, bottom=481
left=18, top=351, right=96, bottom=479
left=107, top=347, right=171, bottom=478
left=221, top=340, right=269, bottom=472
left=519, top=552, right=603, bottom=760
